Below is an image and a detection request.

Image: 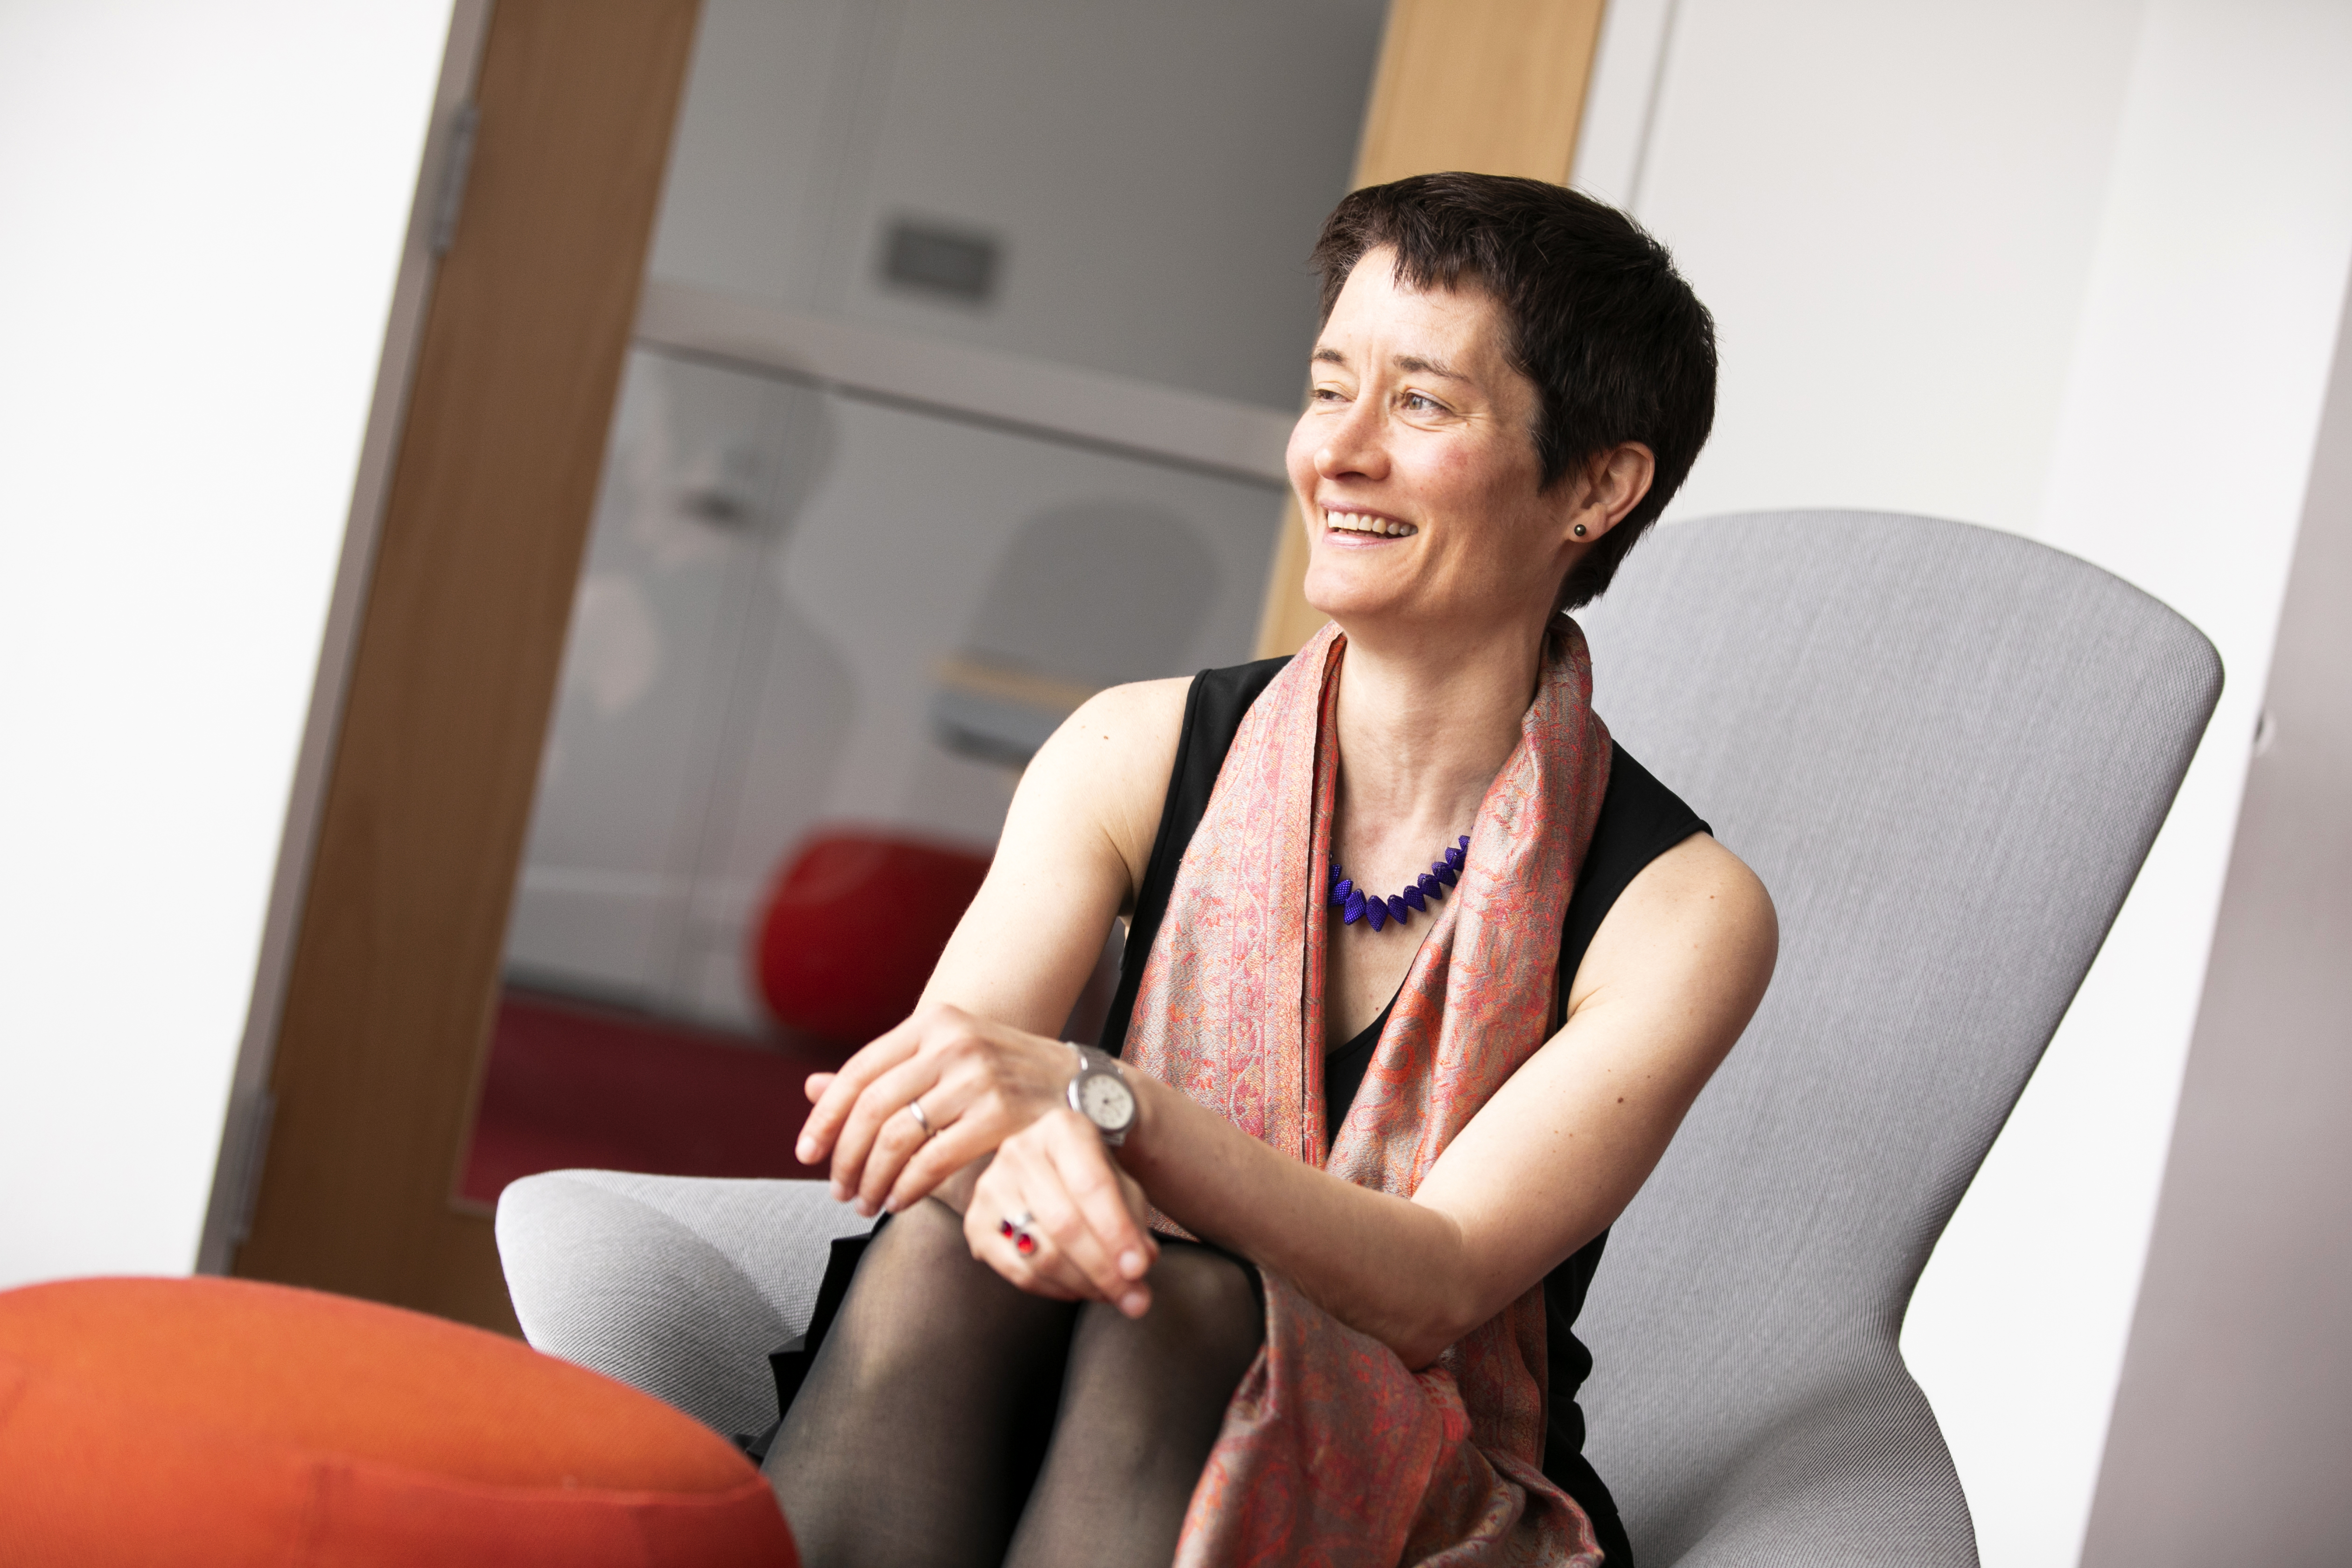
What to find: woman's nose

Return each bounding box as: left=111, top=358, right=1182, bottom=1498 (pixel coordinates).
left=1315, top=400, right=1389, bottom=482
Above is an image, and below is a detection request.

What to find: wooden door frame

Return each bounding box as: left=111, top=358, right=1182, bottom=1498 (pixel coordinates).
left=216, top=0, right=1607, bottom=1335
left=226, top=0, right=704, bottom=1331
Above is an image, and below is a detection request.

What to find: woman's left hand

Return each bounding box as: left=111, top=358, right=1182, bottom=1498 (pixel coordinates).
left=796, top=1002, right=1076, bottom=1217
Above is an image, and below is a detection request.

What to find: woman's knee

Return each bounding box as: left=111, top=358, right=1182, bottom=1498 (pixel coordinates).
left=856, top=1194, right=969, bottom=1275
left=1156, top=1246, right=1264, bottom=1352
left=1072, top=1246, right=1263, bottom=1388
left=825, top=1200, right=1064, bottom=1375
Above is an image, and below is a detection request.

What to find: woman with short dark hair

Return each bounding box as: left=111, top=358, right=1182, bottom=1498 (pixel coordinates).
left=764, top=174, right=1777, bottom=1568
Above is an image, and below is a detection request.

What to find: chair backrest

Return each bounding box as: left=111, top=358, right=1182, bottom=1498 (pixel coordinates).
left=1569, top=512, right=2220, bottom=1566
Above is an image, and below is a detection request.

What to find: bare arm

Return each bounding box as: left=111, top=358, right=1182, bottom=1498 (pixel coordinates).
left=794, top=680, right=1187, bottom=1273
left=919, top=677, right=1188, bottom=1033
left=1123, top=834, right=1775, bottom=1364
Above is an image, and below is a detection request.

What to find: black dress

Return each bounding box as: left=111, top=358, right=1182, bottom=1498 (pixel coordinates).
left=1097, top=657, right=1709, bottom=1568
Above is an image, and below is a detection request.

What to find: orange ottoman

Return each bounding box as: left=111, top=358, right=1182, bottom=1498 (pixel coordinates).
left=0, top=1276, right=797, bottom=1567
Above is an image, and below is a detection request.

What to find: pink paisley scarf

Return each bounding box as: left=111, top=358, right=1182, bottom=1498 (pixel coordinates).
left=1122, top=619, right=1614, bottom=1568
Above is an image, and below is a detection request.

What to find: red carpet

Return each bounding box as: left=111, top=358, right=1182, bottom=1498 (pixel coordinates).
left=461, top=988, right=856, bottom=1205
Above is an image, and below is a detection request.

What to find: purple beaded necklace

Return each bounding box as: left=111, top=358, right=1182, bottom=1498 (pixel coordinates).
left=1329, top=835, right=1469, bottom=933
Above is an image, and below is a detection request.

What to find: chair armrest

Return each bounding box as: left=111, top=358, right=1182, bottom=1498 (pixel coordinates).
left=1626, top=1367, right=1979, bottom=1568
left=495, top=1171, right=871, bottom=1439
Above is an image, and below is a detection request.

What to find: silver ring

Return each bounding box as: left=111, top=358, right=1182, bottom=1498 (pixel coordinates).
left=905, top=1099, right=934, bottom=1139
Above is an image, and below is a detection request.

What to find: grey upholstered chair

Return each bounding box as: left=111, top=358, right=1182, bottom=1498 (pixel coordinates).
left=497, top=511, right=2220, bottom=1566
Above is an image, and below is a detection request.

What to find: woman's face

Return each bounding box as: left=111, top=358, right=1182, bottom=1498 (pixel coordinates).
left=1288, top=251, right=1581, bottom=643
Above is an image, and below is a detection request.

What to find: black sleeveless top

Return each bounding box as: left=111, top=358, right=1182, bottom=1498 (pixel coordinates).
left=1099, top=657, right=1708, bottom=1568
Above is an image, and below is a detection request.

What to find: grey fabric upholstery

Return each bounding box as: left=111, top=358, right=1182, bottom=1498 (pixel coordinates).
left=494, top=511, right=2220, bottom=1564
left=496, top=1170, right=871, bottom=1439
left=1568, top=512, right=2220, bottom=1565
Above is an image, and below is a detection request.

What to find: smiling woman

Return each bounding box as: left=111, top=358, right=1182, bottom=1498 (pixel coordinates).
left=761, top=174, right=1771, bottom=1568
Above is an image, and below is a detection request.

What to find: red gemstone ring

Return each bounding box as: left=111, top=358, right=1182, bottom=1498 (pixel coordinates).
left=998, top=1210, right=1038, bottom=1256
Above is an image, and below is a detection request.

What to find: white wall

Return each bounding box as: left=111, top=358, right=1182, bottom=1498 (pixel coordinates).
left=0, top=1, right=457, bottom=1285
left=1576, top=2, right=2352, bottom=1564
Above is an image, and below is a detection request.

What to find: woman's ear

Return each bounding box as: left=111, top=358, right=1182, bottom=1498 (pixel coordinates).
left=1571, top=442, right=1656, bottom=543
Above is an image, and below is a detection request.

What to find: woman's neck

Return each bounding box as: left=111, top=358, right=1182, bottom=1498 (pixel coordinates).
left=1330, top=615, right=1548, bottom=853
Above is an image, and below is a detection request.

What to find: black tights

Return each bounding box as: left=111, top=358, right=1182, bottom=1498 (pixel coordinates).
left=763, top=1198, right=1264, bottom=1568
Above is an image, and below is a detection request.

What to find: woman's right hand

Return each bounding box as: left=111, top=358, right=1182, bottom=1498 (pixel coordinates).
left=965, top=1107, right=1160, bottom=1316
left=796, top=1002, right=1076, bottom=1218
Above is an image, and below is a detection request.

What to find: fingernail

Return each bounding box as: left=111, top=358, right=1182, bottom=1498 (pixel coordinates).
left=829, top=1183, right=847, bottom=1203
left=796, top=1141, right=814, bottom=1162
left=1120, top=1250, right=1147, bottom=1278
left=854, top=1198, right=876, bottom=1218
left=1120, top=1290, right=1149, bottom=1317
left=882, top=1196, right=902, bottom=1214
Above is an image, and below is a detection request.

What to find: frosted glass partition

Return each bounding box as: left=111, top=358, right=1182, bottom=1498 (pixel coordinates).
left=504, top=348, right=1285, bottom=1032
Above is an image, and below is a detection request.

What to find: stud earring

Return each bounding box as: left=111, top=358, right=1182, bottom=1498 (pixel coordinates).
left=1573, top=523, right=1588, bottom=538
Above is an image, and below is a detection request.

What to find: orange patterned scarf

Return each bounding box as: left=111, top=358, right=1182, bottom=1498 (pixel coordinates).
left=1123, top=620, right=1614, bottom=1567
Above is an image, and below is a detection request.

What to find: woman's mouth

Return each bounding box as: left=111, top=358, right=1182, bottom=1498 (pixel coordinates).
left=1323, top=508, right=1418, bottom=538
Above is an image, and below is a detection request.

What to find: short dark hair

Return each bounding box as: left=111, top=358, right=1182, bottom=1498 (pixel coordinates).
left=1308, top=173, right=1716, bottom=611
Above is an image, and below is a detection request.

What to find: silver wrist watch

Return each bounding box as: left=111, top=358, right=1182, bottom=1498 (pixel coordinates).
left=1066, top=1043, right=1137, bottom=1146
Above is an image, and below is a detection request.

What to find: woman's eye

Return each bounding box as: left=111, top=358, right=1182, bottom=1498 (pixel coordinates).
left=1401, top=392, right=1441, bottom=414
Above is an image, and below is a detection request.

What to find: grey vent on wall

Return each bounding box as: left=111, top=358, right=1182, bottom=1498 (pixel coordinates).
left=880, top=219, right=1001, bottom=304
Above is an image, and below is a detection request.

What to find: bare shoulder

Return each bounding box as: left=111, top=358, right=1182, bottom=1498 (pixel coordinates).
left=1568, top=832, right=1778, bottom=1025
left=1028, top=677, right=1191, bottom=805
left=1048, top=676, right=1192, bottom=756
left=1004, top=677, right=1193, bottom=905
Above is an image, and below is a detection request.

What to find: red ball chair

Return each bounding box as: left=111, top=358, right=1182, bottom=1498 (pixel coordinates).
left=0, top=1276, right=797, bottom=1566
left=754, top=829, right=994, bottom=1048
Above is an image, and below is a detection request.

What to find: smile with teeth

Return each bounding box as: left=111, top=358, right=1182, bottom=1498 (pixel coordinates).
left=1324, top=509, right=1418, bottom=538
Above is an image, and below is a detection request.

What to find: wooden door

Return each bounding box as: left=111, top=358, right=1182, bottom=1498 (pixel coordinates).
left=231, top=0, right=702, bottom=1331
left=1253, top=0, right=1611, bottom=658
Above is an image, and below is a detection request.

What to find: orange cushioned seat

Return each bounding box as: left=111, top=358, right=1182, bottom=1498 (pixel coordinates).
left=0, top=1276, right=797, bottom=1567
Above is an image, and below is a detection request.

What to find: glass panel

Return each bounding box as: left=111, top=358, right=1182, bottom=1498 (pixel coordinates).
left=648, top=0, right=1389, bottom=407
left=462, top=0, right=1380, bottom=1201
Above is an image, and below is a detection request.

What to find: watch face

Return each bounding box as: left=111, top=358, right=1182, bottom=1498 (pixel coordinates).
left=1079, top=1072, right=1135, bottom=1130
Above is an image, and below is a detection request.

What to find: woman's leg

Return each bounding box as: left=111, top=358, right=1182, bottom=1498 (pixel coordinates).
left=763, top=1197, right=1079, bottom=1568
left=1003, top=1245, right=1264, bottom=1568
